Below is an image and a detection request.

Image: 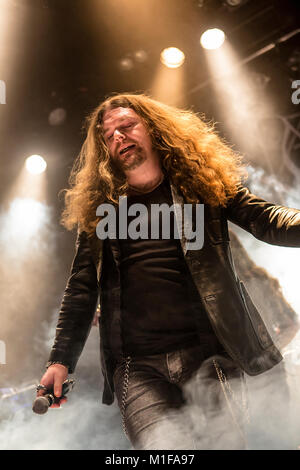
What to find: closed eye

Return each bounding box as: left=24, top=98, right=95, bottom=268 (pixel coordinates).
left=121, top=123, right=134, bottom=130
left=106, top=122, right=135, bottom=141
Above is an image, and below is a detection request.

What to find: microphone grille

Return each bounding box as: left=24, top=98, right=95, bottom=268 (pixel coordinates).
left=32, top=396, right=49, bottom=415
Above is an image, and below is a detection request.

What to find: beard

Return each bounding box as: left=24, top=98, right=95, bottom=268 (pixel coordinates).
left=113, top=145, right=147, bottom=173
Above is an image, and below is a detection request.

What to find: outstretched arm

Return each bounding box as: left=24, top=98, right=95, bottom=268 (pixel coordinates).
left=225, top=185, right=300, bottom=247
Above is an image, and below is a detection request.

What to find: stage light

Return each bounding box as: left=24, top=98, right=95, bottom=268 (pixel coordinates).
left=25, top=155, right=47, bottom=175
left=119, top=57, right=134, bottom=71
left=134, top=50, right=148, bottom=63
left=48, top=107, right=67, bottom=126
left=160, top=47, right=185, bottom=69
left=200, top=28, right=225, bottom=50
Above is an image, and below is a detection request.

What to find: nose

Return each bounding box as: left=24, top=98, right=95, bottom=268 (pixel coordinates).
left=114, top=129, right=125, bottom=142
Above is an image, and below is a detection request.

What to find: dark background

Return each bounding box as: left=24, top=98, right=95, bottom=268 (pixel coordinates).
left=0, top=0, right=300, bottom=450
left=1, top=0, right=299, bottom=212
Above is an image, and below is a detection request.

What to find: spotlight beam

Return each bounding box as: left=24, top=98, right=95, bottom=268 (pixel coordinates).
left=186, top=28, right=300, bottom=98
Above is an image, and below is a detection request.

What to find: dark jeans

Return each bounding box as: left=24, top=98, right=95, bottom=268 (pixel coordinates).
left=113, top=340, right=248, bottom=450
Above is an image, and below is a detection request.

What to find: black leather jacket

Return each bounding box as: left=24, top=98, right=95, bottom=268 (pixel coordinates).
left=47, top=184, right=300, bottom=405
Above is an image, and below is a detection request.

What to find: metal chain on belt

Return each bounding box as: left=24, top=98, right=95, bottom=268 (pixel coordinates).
left=121, top=356, right=132, bottom=439
left=213, top=359, right=250, bottom=444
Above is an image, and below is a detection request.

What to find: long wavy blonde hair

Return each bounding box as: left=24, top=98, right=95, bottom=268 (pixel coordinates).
left=60, top=93, right=247, bottom=237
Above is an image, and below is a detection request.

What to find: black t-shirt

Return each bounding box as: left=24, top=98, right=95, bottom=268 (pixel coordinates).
left=116, top=178, right=216, bottom=356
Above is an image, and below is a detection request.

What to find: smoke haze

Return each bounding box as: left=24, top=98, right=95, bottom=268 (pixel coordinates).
left=1, top=168, right=300, bottom=450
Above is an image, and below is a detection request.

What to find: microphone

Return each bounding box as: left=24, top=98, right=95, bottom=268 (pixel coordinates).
left=32, top=379, right=75, bottom=415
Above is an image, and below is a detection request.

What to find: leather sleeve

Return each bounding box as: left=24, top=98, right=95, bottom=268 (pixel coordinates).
left=225, top=185, right=300, bottom=247
left=46, top=230, right=99, bottom=373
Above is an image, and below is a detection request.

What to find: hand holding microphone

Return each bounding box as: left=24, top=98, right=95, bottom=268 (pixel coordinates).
left=33, top=379, right=75, bottom=414
left=33, top=363, right=73, bottom=414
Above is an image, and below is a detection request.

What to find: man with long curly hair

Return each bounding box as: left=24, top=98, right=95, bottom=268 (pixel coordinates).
left=37, top=93, right=300, bottom=450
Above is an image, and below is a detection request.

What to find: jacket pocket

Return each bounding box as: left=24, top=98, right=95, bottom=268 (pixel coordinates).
left=238, top=280, right=274, bottom=350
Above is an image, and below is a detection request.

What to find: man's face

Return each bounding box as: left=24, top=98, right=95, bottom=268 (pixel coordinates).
left=101, top=107, right=157, bottom=173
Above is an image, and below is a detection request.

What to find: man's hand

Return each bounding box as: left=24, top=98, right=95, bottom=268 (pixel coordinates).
left=37, top=364, right=69, bottom=408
